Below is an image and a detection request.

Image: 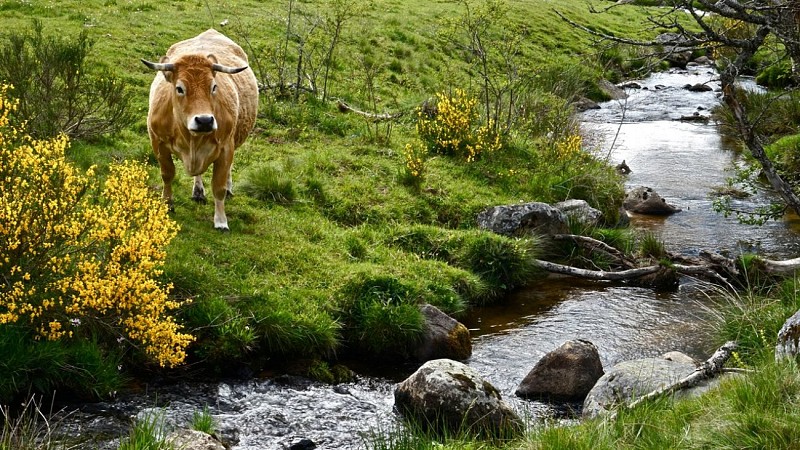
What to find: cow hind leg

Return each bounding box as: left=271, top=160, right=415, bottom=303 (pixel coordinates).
left=192, top=175, right=207, bottom=204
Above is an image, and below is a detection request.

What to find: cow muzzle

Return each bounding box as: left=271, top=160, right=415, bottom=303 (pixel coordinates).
left=189, top=114, right=217, bottom=133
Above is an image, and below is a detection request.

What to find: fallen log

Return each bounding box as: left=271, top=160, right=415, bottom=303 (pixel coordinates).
left=336, top=100, right=406, bottom=122
left=552, top=234, right=636, bottom=269
left=533, top=259, right=661, bottom=280
left=623, top=341, right=738, bottom=412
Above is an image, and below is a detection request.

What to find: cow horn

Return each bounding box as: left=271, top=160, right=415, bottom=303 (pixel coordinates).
left=212, top=63, right=248, bottom=74
left=141, top=59, right=174, bottom=72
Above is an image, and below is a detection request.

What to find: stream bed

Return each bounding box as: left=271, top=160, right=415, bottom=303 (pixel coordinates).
left=60, top=65, right=800, bottom=449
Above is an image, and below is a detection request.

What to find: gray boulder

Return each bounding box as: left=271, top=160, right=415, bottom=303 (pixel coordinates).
left=776, top=308, right=800, bottom=360
left=685, top=83, right=713, bottom=92
left=554, top=199, right=603, bottom=228
left=167, top=429, right=226, bottom=450
left=414, top=304, right=472, bottom=362
left=477, top=202, right=568, bottom=237
left=574, top=97, right=600, bottom=111
left=583, top=353, right=699, bottom=418
left=515, top=339, right=604, bottom=401
left=597, top=79, right=628, bottom=100
left=394, top=359, right=522, bottom=436
left=623, top=186, right=681, bottom=215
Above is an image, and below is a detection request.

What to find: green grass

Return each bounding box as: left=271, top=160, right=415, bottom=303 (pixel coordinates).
left=0, top=0, right=662, bottom=378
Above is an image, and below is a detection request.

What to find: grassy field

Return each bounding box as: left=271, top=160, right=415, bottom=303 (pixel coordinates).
left=0, top=0, right=670, bottom=384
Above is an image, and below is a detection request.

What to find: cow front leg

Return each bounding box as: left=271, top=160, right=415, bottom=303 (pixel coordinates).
left=192, top=175, right=207, bottom=203
left=226, top=165, right=234, bottom=199
left=211, top=159, right=232, bottom=231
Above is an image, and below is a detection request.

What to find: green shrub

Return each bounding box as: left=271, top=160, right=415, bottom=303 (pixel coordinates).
left=339, top=273, right=425, bottom=357
left=755, top=59, right=793, bottom=89
left=239, top=164, right=297, bottom=205
left=190, top=406, right=216, bottom=435
left=416, top=89, right=501, bottom=162
left=118, top=410, right=173, bottom=450
left=245, top=291, right=340, bottom=357
left=0, top=325, right=122, bottom=403
left=0, top=20, right=133, bottom=140
left=452, top=231, right=539, bottom=302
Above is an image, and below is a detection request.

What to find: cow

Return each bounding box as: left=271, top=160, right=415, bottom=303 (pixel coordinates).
left=142, top=29, right=258, bottom=231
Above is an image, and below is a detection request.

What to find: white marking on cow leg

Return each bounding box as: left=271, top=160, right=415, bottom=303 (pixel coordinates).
left=192, top=175, right=207, bottom=203
left=214, top=198, right=229, bottom=231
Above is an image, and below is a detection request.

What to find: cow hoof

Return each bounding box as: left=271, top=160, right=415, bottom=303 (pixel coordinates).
left=215, top=225, right=230, bottom=232
left=191, top=195, right=208, bottom=204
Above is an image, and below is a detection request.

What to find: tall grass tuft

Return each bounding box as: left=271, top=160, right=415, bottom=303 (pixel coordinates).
left=118, top=410, right=173, bottom=450
left=0, top=397, right=78, bottom=450
left=239, top=164, right=297, bottom=205
left=190, top=406, right=216, bottom=435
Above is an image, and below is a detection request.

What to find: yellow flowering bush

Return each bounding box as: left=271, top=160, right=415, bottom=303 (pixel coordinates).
left=402, top=139, right=428, bottom=186
left=555, top=133, right=583, bottom=160
left=0, top=85, right=192, bottom=368
left=416, top=89, right=501, bottom=162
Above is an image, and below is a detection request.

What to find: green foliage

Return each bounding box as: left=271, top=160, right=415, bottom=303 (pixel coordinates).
left=118, top=410, right=173, bottom=450
left=638, top=231, right=666, bottom=259
left=239, top=164, right=297, bottom=205
left=755, top=59, right=793, bottom=89
left=190, top=406, right=216, bottom=435
left=2, top=0, right=637, bottom=371
left=717, top=277, right=800, bottom=365
left=0, top=20, right=133, bottom=140
left=0, top=325, right=122, bottom=404
left=416, top=89, right=501, bottom=162
left=386, top=226, right=539, bottom=304
left=0, top=397, right=75, bottom=450
left=340, top=273, right=425, bottom=357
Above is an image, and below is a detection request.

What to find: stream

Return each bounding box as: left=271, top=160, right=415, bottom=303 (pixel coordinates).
left=59, top=64, right=800, bottom=449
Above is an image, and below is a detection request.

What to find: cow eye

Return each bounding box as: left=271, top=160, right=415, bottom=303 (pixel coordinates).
left=176, top=86, right=185, bottom=95
left=211, top=83, right=217, bottom=94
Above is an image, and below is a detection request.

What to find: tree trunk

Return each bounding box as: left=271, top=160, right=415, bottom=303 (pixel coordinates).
left=718, top=26, right=800, bottom=216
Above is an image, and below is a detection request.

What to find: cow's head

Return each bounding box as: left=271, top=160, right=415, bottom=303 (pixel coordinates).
left=142, top=54, right=248, bottom=134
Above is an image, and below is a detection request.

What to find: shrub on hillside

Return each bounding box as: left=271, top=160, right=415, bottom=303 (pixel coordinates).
left=0, top=20, right=133, bottom=140
left=416, top=89, right=501, bottom=162
left=0, top=86, right=192, bottom=372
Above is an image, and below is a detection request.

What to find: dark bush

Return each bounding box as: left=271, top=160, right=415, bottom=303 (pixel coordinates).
left=0, top=20, right=134, bottom=140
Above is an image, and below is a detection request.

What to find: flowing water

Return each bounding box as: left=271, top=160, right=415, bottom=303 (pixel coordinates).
left=60, top=65, right=800, bottom=449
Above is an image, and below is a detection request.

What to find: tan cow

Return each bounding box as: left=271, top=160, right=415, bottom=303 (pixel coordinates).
left=142, top=29, right=258, bottom=231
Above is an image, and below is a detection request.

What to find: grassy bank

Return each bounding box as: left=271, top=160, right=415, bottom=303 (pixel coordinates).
left=0, top=0, right=672, bottom=399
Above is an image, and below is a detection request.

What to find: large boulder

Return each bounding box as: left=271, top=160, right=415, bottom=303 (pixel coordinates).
left=597, top=79, right=628, bottom=100
left=583, top=353, right=699, bottom=418
left=413, top=304, right=472, bottom=362
left=776, top=308, right=800, bottom=360
left=553, top=199, right=603, bottom=228
left=477, top=202, right=568, bottom=237
left=394, top=359, right=522, bottom=436
left=655, top=33, right=694, bottom=68
left=515, top=339, right=604, bottom=401
left=623, top=186, right=681, bottom=215
left=166, top=429, right=226, bottom=450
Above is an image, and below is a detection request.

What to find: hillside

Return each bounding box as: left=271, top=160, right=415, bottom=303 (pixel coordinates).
left=0, top=0, right=665, bottom=380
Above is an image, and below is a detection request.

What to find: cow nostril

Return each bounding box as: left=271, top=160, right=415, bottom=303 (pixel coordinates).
left=195, top=115, right=215, bottom=126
